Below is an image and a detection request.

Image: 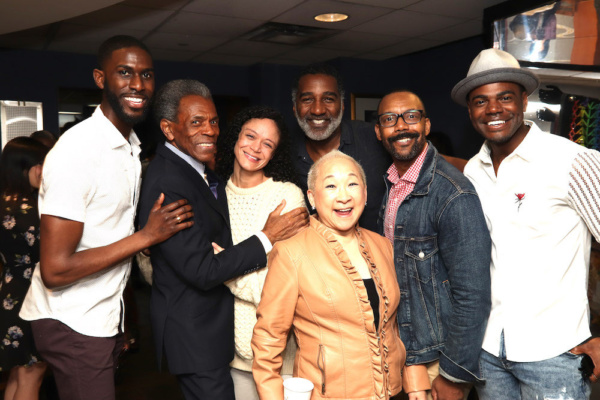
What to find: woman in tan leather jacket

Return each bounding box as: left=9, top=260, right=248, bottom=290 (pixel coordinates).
left=252, top=151, right=406, bottom=400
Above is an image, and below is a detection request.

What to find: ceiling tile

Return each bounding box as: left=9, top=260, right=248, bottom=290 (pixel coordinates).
left=420, top=19, right=483, bottom=42
left=405, top=0, right=505, bottom=19
left=339, top=0, right=421, bottom=9
left=351, top=9, right=464, bottom=37
left=66, top=4, right=174, bottom=31
left=192, top=52, right=264, bottom=66
left=313, top=31, right=404, bottom=52
left=53, top=23, right=146, bottom=43
left=376, top=38, right=445, bottom=56
left=0, top=0, right=121, bottom=35
left=212, top=40, right=291, bottom=58
left=144, top=32, right=228, bottom=52
left=159, top=12, right=262, bottom=37
left=183, top=0, right=304, bottom=20
left=273, top=0, right=391, bottom=30
left=122, top=0, right=188, bottom=10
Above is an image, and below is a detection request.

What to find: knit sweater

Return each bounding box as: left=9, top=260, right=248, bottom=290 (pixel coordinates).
left=225, top=177, right=305, bottom=373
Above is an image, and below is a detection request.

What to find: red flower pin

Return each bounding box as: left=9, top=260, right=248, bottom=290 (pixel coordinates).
left=515, top=193, right=525, bottom=211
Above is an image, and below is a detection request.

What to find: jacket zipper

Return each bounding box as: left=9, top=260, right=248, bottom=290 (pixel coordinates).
left=317, top=344, right=326, bottom=394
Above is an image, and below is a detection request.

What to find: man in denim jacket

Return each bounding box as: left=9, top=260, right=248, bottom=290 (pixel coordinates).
left=375, top=90, right=491, bottom=400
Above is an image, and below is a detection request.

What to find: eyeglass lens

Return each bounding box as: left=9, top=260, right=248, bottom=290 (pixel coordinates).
left=379, top=110, right=422, bottom=127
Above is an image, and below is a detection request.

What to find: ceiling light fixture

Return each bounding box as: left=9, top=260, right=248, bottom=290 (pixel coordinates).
left=314, top=13, right=348, bottom=22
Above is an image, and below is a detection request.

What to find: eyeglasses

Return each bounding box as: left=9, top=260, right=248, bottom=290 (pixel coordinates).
left=377, top=110, right=425, bottom=127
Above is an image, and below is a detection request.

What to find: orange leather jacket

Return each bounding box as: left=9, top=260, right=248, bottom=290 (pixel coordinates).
left=252, top=217, right=406, bottom=400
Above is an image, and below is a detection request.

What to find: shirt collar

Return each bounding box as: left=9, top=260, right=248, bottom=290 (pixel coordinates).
left=295, top=120, right=351, bottom=160
left=93, top=106, right=140, bottom=154
left=165, top=141, right=206, bottom=177
left=386, top=143, right=428, bottom=185
left=478, top=120, right=541, bottom=165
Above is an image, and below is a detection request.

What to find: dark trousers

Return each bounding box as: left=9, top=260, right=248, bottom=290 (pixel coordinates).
left=31, top=318, right=123, bottom=400
left=176, top=365, right=235, bottom=400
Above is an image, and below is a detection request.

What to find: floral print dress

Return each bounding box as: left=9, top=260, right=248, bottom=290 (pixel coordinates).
left=0, top=194, right=42, bottom=371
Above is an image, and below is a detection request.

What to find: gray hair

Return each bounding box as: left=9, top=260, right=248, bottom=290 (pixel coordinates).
left=154, top=79, right=212, bottom=123
left=307, top=150, right=367, bottom=192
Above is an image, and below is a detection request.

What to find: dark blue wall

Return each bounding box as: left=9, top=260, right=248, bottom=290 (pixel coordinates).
left=0, top=35, right=486, bottom=158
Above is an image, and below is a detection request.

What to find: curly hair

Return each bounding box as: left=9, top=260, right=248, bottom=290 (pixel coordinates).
left=216, top=105, right=299, bottom=185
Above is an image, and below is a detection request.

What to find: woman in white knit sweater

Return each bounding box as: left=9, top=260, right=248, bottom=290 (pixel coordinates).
left=215, top=105, right=305, bottom=400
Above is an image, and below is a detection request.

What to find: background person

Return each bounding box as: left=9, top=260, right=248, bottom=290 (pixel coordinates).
left=0, top=137, right=49, bottom=400
left=215, top=105, right=305, bottom=400
left=290, top=63, right=391, bottom=232
left=252, top=151, right=405, bottom=400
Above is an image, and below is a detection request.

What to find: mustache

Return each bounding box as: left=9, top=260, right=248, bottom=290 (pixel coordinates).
left=388, top=131, right=419, bottom=144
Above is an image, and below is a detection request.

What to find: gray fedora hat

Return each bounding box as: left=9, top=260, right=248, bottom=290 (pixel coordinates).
left=451, top=48, right=540, bottom=106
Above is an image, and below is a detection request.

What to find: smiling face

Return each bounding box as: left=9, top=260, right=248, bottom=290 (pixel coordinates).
left=233, top=118, right=280, bottom=175
left=467, top=82, right=529, bottom=149
left=308, top=157, right=366, bottom=237
left=94, top=46, right=154, bottom=129
left=375, top=92, right=430, bottom=166
left=294, top=74, right=343, bottom=141
left=161, top=95, right=219, bottom=164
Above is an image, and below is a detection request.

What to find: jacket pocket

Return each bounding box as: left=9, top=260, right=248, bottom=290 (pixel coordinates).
left=442, top=279, right=455, bottom=306
left=405, top=237, right=438, bottom=284
left=317, top=344, right=326, bottom=395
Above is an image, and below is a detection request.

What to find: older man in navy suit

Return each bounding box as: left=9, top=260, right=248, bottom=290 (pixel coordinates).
left=139, top=79, right=308, bottom=400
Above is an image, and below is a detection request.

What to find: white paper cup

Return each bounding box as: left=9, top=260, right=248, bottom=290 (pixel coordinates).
left=283, top=377, right=314, bottom=400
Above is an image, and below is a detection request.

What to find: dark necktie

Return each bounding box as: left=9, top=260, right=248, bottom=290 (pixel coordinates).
left=204, top=172, right=218, bottom=199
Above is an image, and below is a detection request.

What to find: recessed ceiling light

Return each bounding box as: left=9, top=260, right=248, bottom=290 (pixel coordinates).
left=314, top=13, right=348, bottom=22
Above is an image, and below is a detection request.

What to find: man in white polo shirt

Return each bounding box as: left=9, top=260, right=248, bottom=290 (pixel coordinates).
left=19, top=35, right=192, bottom=400
left=452, top=48, right=600, bottom=399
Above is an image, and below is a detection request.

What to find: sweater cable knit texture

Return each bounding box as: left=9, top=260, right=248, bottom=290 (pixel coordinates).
left=225, top=177, right=305, bottom=373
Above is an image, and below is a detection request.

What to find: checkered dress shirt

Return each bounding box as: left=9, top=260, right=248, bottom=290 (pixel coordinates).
left=384, top=145, right=428, bottom=243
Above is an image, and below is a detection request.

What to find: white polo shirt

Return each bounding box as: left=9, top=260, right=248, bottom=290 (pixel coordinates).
left=20, top=107, right=141, bottom=337
left=464, top=122, right=600, bottom=362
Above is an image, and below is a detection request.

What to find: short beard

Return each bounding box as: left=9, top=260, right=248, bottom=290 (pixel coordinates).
left=295, top=109, right=343, bottom=141
left=386, top=132, right=425, bottom=161
left=104, top=86, right=150, bottom=126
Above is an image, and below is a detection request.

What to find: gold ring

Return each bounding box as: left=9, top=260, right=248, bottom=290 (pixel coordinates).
left=176, top=215, right=181, bottom=223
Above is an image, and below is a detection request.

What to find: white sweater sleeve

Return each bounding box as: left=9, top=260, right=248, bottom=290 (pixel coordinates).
left=226, top=182, right=306, bottom=306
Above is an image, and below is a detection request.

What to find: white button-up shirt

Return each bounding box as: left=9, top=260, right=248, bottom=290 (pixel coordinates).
left=20, top=107, right=141, bottom=337
left=464, top=122, right=600, bottom=362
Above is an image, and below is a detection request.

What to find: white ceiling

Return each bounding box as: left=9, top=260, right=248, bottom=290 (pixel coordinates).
left=0, top=0, right=506, bottom=66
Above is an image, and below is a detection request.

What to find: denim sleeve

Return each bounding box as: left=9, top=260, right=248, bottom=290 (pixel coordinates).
left=437, top=191, right=491, bottom=383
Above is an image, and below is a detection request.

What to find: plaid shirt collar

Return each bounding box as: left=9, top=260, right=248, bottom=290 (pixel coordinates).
left=386, top=143, right=428, bottom=185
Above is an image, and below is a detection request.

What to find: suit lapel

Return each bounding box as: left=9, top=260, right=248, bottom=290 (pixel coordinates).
left=157, top=144, right=229, bottom=222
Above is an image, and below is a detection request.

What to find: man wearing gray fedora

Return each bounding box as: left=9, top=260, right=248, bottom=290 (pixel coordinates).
left=452, top=48, right=600, bottom=399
